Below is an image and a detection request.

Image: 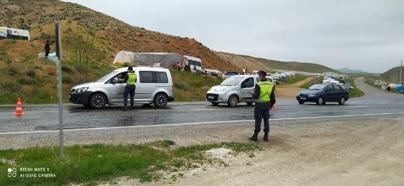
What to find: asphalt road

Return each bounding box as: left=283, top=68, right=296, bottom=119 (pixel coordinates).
left=0, top=78, right=403, bottom=134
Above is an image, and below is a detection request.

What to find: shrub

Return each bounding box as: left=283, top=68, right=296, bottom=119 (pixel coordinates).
left=61, top=65, right=73, bottom=73
left=17, top=77, right=33, bottom=85
left=26, top=70, right=36, bottom=78
left=62, top=75, right=72, bottom=83
left=8, top=67, right=18, bottom=75
left=0, top=81, right=21, bottom=93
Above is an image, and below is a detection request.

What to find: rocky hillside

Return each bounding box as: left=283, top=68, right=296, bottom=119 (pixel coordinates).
left=0, top=0, right=338, bottom=104
left=0, top=0, right=240, bottom=103
left=217, top=52, right=337, bottom=73
left=380, top=66, right=403, bottom=83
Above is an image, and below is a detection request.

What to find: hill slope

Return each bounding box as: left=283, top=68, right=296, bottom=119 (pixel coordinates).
left=0, top=0, right=338, bottom=104
left=380, top=66, right=404, bottom=83
left=0, top=0, right=239, bottom=103
left=217, top=52, right=337, bottom=73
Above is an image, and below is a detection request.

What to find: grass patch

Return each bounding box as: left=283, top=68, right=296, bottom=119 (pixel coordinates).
left=171, top=70, right=223, bottom=102
left=279, top=75, right=308, bottom=85
left=0, top=141, right=260, bottom=185
left=346, top=79, right=364, bottom=97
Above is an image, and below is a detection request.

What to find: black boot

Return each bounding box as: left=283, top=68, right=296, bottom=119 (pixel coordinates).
left=263, top=132, right=269, bottom=142
left=121, top=107, right=127, bottom=111
left=249, top=132, right=258, bottom=141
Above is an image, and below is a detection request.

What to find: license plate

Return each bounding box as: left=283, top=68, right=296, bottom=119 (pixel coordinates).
left=299, top=97, right=307, bottom=100
left=208, top=96, right=214, bottom=99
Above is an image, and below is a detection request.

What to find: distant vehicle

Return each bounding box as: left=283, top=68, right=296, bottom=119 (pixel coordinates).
left=223, top=71, right=239, bottom=79
left=207, top=75, right=263, bottom=107
left=296, top=83, right=349, bottom=105
left=0, top=27, right=30, bottom=41
left=70, top=67, right=174, bottom=109
left=203, top=68, right=223, bottom=78
left=184, top=55, right=202, bottom=73
left=266, top=76, right=279, bottom=85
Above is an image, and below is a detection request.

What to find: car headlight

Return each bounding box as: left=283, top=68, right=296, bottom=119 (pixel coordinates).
left=75, top=87, right=89, bottom=93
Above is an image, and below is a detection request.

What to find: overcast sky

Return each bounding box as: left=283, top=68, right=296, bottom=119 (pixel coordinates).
left=64, top=0, right=404, bottom=73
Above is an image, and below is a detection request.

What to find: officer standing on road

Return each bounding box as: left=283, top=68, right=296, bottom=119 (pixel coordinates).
left=122, top=66, right=137, bottom=111
left=249, top=71, right=276, bottom=142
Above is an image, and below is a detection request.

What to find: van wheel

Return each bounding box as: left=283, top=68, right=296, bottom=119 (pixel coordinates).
left=211, top=102, right=219, bottom=106
left=339, top=97, right=346, bottom=105
left=228, top=95, right=239, bottom=107
left=89, top=93, right=106, bottom=109
left=298, top=100, right=304, bottom=104
left=154, top=93, right=168, bottom=108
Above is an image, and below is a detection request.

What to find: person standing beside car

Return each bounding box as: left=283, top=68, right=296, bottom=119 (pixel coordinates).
left=122, top=66, right=137, bottom=110
left=249, top=71, right=276, bottom=142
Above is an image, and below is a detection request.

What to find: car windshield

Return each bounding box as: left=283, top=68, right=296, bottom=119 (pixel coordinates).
left=220, top=76, right=245, bottom=86
left=309, top=84, right=326, bottom=90
left=225, top=72, right=238, bottom=75
left=96, top=70, right=119, bottom=82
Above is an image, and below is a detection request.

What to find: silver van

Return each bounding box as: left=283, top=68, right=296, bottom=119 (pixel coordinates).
left=206, top=75, right=258, bottom=107
left=69, top=67, right=174, bottom=109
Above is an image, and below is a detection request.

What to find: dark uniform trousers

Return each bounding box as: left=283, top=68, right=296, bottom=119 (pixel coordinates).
left=124, top=85, right=136, bottom=107
left=254, top=108, right=270, bottom=133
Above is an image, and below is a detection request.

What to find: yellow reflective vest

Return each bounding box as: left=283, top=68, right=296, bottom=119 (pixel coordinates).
left=127, top=72, right=137, bottom=86
left=256, top=81, right=273, bottom=103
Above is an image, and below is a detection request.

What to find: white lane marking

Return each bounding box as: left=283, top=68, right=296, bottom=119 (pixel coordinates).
left=192, top=109, right=222, bottom=111
left=0, top=112, right=403, bottom=135
left=345, top=105, right=371, bottom=108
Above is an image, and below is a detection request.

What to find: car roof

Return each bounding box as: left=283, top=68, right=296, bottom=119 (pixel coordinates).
left=115, top=66, right=169, bottom=72
left=230, top=75, right=257, bottom=78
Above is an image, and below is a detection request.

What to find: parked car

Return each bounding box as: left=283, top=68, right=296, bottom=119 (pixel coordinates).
left=296, top=83, right=349, bottom=105
left=207, top=75, right=259, bottom=107
left=69, top=67, right=174, bottom=109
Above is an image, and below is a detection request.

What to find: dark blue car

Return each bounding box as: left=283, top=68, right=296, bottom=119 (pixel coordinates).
left=296, top=83, right=349, bottom=105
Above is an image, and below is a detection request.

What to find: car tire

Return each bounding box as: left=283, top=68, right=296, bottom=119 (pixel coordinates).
left=298, top=100, right=304, bottom=105
left=317, top=97, right=324, bottom=105
left=339, top=97, right=346, bottom=105
left=154, top=93, right=168, bottom=108
left=89, top=93, right=107, bottom=109
left=211, top=102, right=219, bottom=106
left=227, top=95, right=239, bottom=107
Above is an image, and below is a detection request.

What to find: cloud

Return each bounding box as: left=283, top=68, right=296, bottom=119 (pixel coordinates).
left=64, top=0, right=404, bottom=72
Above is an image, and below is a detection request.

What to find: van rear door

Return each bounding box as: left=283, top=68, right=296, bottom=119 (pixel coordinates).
left=136, top=70, right=169, bottom=101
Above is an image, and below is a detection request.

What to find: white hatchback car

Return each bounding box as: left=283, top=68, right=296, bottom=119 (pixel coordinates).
left=206, top=75, right=258, bottom=107
left=69, top=67, right=174, bottom=109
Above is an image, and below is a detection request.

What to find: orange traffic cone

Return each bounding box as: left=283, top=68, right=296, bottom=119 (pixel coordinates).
left=15, top=97, right=24, bottom=118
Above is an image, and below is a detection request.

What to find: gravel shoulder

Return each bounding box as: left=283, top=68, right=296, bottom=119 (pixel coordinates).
left=3, top=115, right=403, bottom=185
left=148, top=116, right=404, bottom=186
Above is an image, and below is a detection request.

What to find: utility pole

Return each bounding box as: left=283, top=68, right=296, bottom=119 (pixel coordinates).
left=40, top=21, right=64, bottom=156
left=400, top=60, right=402, bottom=84
left=55, top=21, right=64, bottom=157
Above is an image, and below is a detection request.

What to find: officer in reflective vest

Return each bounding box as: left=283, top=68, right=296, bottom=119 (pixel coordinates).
left=122, top=66, right=137, bottom=110
left=249, top=71, right=276, bottom=141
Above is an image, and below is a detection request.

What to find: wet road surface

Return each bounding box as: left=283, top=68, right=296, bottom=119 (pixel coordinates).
left=0, top=78, right=403, bottom=133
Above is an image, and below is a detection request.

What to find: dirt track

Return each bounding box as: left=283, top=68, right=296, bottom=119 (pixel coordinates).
left=104, top=116, right=404, bottom=186
left=276, top=77, right=315, bottom=99
left=180, top=117, right=404, bottom=186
